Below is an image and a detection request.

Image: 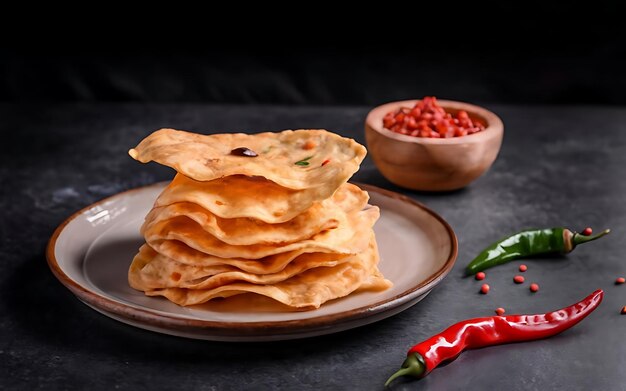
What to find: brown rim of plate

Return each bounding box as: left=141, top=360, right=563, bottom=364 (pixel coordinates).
left=46, top=182, right=458, bottom=337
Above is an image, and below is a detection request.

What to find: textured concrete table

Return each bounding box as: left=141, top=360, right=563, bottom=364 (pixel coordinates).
left=1, top=104, right=624, bottom=390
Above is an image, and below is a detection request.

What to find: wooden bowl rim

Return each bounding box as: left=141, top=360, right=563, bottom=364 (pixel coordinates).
left=366, top=99, right=504, bottom=145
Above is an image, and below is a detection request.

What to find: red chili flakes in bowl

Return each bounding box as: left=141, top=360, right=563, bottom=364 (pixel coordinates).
left=382, top=96, right=485, bottom=138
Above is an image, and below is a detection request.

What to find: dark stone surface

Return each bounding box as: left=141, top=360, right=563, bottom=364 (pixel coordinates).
left=1, top=103, right=624, bottom=390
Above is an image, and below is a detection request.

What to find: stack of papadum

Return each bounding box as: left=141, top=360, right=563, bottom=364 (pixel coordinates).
left=127, top=128, right=391, bottom=310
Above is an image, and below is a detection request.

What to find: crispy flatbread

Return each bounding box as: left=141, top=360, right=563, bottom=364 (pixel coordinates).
left=142, top=237, right=391, bottom=308
left=129, top=244, right=353, bottom=290
left=155, top=174, right=347, bottom=224
left=127, top=128, right=392, bottom=310
left=129, top=128, right=366, bottom=190
left=149, top=240, right=346, bottom=274
left=145, top=183, right=368, bottom=245
left=142, top=206, right=379, bottom=259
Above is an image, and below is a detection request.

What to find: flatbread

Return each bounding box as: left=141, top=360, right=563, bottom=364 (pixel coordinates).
left=144, top=182, right=368, bottom=245
left=154, top=174, right=362, bottom=224
left=129, top=244, right=354, bottom=290
left=127, top=128, right=392, bottom=310
left=143, top=237, right=392, bottom=308
left=142, top=206, right=379, bottom=259
left=149, top=240, right=347, bottom=274
left=128, top=128, right=367, bottom=190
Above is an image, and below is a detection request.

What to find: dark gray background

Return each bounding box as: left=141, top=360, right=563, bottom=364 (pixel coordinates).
left=2, top=3, right=626, bottom=106
left=1, top=103, right=624, bottom=390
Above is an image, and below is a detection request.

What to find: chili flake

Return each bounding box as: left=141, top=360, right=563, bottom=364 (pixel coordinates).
left=382, top=96, right=485, bottom=138
left=616, top=277, right=625, bottom=285
left=321, top=159, right=331, bottom=166
left=495, top=307, right=505, bottom=316
left=480, top=284, right=490, bottom=294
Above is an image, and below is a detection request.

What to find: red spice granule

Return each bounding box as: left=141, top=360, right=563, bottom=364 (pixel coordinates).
left=495, top=307, right=506, bottom=316
left=480, top=284, right=490, bottom=294
left=382, top=96, right=485, bottom=138
left=530, top=283, right=539, bottom=293
left=475, top=272, right=486, bottom=281
left=519, top=264, right=528, bottom=272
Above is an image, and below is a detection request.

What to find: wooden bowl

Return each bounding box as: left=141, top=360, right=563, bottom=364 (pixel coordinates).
left=365, top=99, right=504, bottom=191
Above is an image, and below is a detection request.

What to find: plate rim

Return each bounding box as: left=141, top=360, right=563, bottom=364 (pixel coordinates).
left=46, top=182, right=458, bottom=336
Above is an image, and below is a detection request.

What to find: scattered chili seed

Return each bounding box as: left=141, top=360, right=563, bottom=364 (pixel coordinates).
left=475, top=272, right=486, bottom=280
left=621, top=306, right=626, bottom=314
left=171, top=272, right=181, bottom=281
left=530, top=283, right=539, bottom=292
left=303, top=140, right=317, bottom=150
left=230, top=147, right=258, bottom=157
left=616, top=277, right=625, bottom=285
left=519, top=264, right=528, bottom=272
left=582, top=227, right=593, bottom=236
left=321, top=159, right=331, bottom=166
left=480, top=284, right=490, bottom=294
left=514, top=275, right=525, bottom=284
left=495, top=307, right=505, bottom=316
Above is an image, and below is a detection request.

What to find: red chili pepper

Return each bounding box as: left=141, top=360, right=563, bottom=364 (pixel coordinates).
left=385, top=290, right=603, bottom=386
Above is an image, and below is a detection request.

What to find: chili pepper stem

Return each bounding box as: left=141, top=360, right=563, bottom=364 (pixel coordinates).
left=385, top=353, right=426, bottom=387
left=572, top=229, right=610, bottom=247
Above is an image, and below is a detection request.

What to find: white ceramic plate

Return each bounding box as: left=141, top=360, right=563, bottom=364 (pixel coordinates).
left=47, top=183, right=457, bottom=341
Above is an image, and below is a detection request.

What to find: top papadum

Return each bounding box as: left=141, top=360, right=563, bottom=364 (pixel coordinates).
left=128, top=128, right=367, bottom=189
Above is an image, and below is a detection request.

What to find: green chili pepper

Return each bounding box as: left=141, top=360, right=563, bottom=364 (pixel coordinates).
left=465, top=228, right=610, bottom=276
